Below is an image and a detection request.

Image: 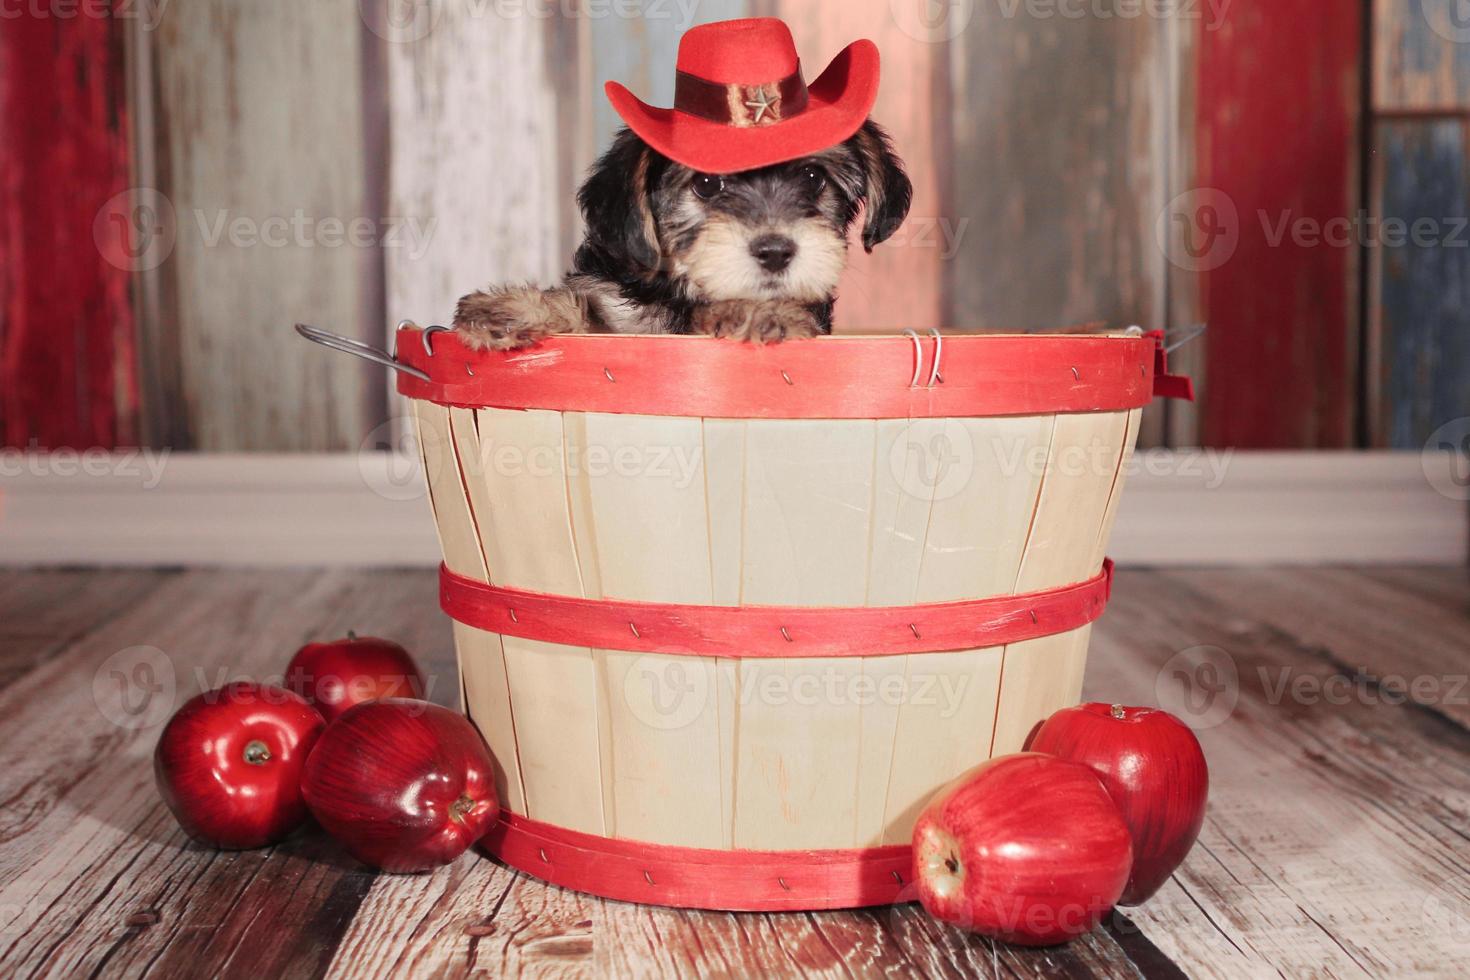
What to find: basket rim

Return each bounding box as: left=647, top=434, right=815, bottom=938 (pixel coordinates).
left=393, top=326, right=1173, bottom=420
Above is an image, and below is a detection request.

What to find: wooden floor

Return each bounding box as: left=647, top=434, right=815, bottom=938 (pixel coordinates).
left=0, top=566, right=1467, bottom=978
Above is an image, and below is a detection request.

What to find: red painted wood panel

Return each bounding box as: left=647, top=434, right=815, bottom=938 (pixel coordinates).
left=1195, top=0, right=1361, bottom=447
left=0, top=10, right=136, bottom=449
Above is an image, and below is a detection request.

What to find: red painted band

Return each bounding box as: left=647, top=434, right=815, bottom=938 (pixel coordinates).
left=441, top=559, right=1112, bottom=658
left=480, top=812, right=911, bottom=911
left=395, top=328, right=1165, bottom=419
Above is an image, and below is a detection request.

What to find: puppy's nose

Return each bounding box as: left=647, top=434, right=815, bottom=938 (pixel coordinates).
left=750, top=234, right=797, bottom=273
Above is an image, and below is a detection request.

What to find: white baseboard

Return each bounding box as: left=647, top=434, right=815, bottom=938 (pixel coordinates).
left=0, top=451, right=1464, bottom=567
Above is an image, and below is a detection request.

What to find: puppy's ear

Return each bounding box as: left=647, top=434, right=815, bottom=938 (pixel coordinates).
left=851, top=119, right=913, bottom=252
left=578, top=128, right=661, bottom=273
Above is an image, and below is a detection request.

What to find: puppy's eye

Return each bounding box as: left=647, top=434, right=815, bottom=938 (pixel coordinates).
left=692, top=173, right=724, bottom=200
left=801, top=166, right=826, bottom=194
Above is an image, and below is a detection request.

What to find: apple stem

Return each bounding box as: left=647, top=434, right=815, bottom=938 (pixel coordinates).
left=347, top=630, right=358, bottom=641
left=243, top=740, right=271, bottom=765
left=1111, top=704, right=1126, bottom=720
left=449, top=794, right=475, bottom=825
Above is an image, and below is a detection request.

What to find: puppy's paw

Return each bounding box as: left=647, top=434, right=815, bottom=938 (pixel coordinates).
left=453, top=286, right=588, bottom=351
left=689, top=300, right=825, bottom=344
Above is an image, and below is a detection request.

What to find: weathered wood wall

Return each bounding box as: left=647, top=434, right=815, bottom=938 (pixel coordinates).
left=1370, top=1, right=1470, bottom=449
left=1, top=2, right=1421, bottom=453
left=0, top=7, right=136, bottom=449
left=145, top=0, right=384, bottom=450
left=1194, top=0, right=1363, bottom=448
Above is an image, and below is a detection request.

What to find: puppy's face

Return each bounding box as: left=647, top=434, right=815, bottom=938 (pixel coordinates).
left=656, top=156, right=857, bottom=303
left=578, top=121, right=913, bottom=307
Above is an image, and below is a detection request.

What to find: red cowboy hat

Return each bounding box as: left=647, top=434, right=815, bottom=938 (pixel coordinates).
left=605, top=18, right=880, bottom=174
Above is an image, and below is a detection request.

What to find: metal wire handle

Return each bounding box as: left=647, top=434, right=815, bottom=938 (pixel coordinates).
left=294, top=322, right=432, bottom=381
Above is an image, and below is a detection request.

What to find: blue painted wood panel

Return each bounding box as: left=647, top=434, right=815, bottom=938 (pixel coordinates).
left=1374, top=119, right=1470, bottom=448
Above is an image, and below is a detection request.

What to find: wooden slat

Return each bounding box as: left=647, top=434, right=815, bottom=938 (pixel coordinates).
left=0, top=11, right=136, bottom=449
left=383, top=0, right=565, bottom=329
left=875, top=415, right=1054, bottom=842
left=766, top=1, right=945, bottom=332
left=1194, top=0, right=1362, bottom=447
left=1164, top=9, right=1204, bottom=448
left=946, top=10, right=1166, bottom=341
left=150, top=0, right=380, bottom=450
left=1369, top=118, right=1470, bottom=447
left=572, top=413, right=727, bottom=847
left=414, top=402, right=489, bottom=581
left=992, top=410, right=1131, bottom=754
left=460, top=408, right=604, bottom=834
left=1375, top=0, right=1470, bottom=110
left=733, top=420, right=875, bottom=848
left=454, top=621, right=526, bottom=815
left=586, top=1, right=749, bottom=155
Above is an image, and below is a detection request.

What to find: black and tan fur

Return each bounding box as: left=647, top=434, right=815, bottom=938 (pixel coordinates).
left=453, top=120, right=912, bottom=349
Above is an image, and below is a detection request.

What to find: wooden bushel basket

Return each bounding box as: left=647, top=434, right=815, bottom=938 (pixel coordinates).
left=389, top=325, right=1189, bottom=912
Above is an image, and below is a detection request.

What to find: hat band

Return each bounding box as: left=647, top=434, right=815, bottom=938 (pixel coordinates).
left=673, top=64, right=808, bottom=129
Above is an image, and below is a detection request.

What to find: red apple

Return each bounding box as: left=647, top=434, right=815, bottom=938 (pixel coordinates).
left=285, top=633, right=426, bottom=723
left=154, top=683, right=325, bottom=849
left=302, top=699, right=499, bottom=872
left=912, top=753, right=1133, bottom=946
left=1027, top=703, right=1208, bottom=905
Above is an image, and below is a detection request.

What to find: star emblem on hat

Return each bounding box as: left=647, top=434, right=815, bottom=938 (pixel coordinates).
left=744, top=87, right=779, bottom=124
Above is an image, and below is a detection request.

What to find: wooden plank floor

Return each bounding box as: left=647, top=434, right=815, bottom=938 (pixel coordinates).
left=0, top=566, right=1467, bottom=978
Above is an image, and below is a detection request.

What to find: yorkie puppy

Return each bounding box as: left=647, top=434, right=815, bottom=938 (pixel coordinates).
left=452, top=120, right=912, bottom=349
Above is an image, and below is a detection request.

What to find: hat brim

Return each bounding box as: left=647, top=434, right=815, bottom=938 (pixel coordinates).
left=605, top=39, right=880, bottom=174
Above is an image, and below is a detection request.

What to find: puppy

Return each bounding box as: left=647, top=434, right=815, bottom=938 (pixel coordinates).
left=453, top=120, right=912, bottom=349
